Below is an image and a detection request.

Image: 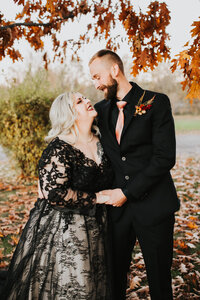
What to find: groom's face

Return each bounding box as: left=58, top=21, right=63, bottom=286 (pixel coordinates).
left=89, top=57, right=118, bottom=100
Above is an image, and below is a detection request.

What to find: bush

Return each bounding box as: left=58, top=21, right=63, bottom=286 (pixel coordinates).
left=0, top=69, right=61, bottom=177
left=0, top=62, right=101, bottom=177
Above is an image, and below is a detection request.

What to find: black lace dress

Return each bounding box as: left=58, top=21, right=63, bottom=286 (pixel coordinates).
left=2, top=137, right=113, bottom=300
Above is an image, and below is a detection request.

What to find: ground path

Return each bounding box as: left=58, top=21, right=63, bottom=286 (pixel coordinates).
left=176, top=133, right=200, bottom=156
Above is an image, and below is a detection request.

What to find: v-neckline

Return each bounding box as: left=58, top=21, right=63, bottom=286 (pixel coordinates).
left=55, top=137, right=104, bottom=167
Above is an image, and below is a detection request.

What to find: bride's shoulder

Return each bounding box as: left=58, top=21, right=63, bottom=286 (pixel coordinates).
left=43, top=135, right=73, bottom=156
left=39, top=136, right=73, bottom=167
left=57, top=134, right=74, bottom=145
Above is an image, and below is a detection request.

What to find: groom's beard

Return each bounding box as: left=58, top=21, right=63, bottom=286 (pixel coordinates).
left=100, top=77, right=118, bottom=100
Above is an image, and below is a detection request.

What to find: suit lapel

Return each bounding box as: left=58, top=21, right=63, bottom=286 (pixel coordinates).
left=121, top=83, right=145, bottom=140
left=100, top=100, right=119, bottom=147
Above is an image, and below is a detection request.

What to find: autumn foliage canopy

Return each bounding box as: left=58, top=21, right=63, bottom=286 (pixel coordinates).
left=0, top=0, right=200, bottom=101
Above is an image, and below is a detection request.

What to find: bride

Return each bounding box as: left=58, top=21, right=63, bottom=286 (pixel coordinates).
left=2, top=92, right=113, bottom=300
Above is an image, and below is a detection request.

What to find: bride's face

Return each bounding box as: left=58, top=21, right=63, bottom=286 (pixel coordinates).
left=73, top=93, right=97, bottom=121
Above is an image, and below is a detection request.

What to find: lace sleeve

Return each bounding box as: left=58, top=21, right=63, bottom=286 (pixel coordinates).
left=38, top=142, right=96, bottom=211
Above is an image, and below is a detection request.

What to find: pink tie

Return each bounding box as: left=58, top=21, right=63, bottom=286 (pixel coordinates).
left=115, top=101, right=127, bottom=144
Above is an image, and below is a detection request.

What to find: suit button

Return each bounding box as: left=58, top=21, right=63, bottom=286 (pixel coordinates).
left=122, top=156, right=126, bottom=161
left=125, top=175, right=129, bottom=180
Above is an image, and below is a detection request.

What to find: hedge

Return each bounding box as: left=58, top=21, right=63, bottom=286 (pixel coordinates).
left=0, top=69, right=61, bottom=177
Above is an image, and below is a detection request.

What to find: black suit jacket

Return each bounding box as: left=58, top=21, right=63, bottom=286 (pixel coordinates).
left=95, top=82, right=180, bottom=226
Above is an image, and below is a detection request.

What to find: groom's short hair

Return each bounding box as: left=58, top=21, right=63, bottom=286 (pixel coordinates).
left=89, top=49, right=124, bottom=74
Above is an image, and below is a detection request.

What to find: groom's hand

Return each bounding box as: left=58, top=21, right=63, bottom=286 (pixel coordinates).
left=96, top=192, right=110, bottom=204
left=99, top=189, right=127, bottom=207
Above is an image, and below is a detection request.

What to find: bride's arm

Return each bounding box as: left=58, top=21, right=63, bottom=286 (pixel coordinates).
left=38, top=143, right=96, bottom=211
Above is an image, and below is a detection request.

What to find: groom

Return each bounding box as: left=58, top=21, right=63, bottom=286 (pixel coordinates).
left=89, top=49, right=180, bottom=300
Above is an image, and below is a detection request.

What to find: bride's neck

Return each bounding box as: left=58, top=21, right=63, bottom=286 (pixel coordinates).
left=76, top=123, right=94, bottom=143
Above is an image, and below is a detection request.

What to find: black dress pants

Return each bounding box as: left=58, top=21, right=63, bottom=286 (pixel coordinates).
left=109, top=205, right=175, bottom=300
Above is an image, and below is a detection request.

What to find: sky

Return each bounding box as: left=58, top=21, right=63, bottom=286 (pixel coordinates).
left=0, top=0, right=200, bottom=84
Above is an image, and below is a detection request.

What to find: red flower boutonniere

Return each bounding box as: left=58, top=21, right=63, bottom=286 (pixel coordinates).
left=134, top=91, right=156, bottom=116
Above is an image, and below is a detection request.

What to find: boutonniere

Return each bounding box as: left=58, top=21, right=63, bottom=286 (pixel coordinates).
left=134, top=91, right=155, bottom=116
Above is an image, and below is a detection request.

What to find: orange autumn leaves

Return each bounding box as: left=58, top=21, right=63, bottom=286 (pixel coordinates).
left=171, top=19, right=200, bottom=102
left=0, top=1, right=200, bottom=101
left=0, top=0, right=86, bottom=63
left=119, top=1, right=170, bottom=75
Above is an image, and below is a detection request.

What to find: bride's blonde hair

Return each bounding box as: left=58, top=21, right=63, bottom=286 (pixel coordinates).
left=45, top=92, right=99, bottom=143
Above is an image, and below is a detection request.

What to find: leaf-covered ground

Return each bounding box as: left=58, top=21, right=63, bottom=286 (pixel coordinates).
left=126, top=156, right=200, bottom=299
left=0, top=155, right=199, bottom=299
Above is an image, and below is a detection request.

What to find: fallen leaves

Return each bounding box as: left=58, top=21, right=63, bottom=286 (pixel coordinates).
left=179, top=263, right=188, bottom=274
left=0, top=184, right=37, bottom=236
left=0, top=154, right=199, bottom=299
left=0, top=172, right=37, bottom=267
left=126, top=155, right=200, bottom=299
left=129, top=276, right=141, bottom=290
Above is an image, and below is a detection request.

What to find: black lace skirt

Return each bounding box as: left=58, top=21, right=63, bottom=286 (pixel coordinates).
left=1, top=199, right=111, bottom=300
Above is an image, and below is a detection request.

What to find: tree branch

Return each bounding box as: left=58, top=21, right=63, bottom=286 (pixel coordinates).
left=0, top=14, right=75, bottom=30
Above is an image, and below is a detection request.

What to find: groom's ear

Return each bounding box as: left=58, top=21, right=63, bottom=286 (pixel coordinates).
left=110, top=63, right=120, bottom=78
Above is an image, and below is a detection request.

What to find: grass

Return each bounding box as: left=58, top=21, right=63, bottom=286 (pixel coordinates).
left=174, top=115, right=200, bottom=132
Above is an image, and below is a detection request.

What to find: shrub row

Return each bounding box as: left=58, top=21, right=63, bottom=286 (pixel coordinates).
left=0, top=69, right=61, bottom=177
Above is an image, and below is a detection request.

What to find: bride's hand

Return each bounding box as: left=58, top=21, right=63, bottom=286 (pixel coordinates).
left=96, top=192, right=110, bottom=204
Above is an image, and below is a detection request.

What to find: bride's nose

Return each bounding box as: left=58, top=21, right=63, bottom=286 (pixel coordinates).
left=85, top=98, right=91, bottom=104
